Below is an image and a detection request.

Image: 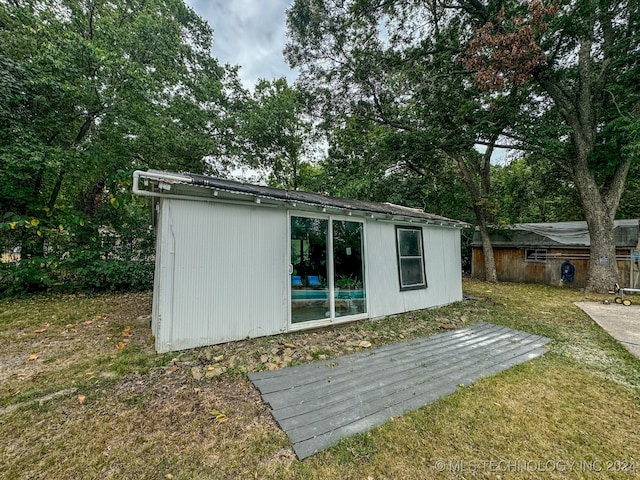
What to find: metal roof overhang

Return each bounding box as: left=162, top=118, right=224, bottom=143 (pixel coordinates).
left=470, top=220, right=640, bottom=248
left=133, top=170, right=468, bottom=228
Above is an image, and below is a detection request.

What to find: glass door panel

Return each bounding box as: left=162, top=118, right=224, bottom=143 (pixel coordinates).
left=290, top=217, right=329, bottom=323
left=333, top=220, right=366, bottom=317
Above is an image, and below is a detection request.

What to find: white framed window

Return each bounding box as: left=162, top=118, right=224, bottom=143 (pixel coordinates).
left=525, top=248, right=547, bottom=263
left=396, top=226, right=427, bottom=291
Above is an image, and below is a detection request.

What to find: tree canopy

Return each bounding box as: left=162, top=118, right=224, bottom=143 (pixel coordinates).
left=1, top=0, right=638, bottom=295
left=239, top=77, right=312, bottom=189
left=466, top=0, right=640, bottom=289
left=286, top=0, right=640, bottom=291
left=0, top=0, right=242, bottom=294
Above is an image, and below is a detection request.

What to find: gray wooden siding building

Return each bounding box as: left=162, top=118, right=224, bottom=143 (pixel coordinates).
left=471, top=220, right=640, bottom=288
left=134, top=170, right=467, bottom=353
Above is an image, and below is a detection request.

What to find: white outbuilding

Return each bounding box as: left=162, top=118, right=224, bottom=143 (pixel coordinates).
left=134, top=170, right=467, bottom=353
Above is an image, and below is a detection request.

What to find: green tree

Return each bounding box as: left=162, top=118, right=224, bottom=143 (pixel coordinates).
left=618, top=160, right=640, bottom=220
left=286, top=0, right=527, bottom=281
left=491, top=156, right=583, bottom=224
left=0, top=0, right=241, bottom=294
left=240, top=78, right=311, bottom=189
left=321, top=120, right=473, bottom=221
left=286, top=0, right=640, bottom=291
left=464, top=0, right=640, bottom=291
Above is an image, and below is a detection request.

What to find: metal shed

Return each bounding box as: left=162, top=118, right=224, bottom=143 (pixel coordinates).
left=134, top=170, right=467, bottom=353
left=471, top=220, right=640, bottom=288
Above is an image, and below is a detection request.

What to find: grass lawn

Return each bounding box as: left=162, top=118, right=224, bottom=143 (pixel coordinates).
left=1, top=279, right=639, bottom=479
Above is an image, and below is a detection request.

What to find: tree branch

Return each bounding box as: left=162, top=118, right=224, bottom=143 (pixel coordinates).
left=458, top=0, right=489, bottom=23
left=473, top=139, right=525, bottom=150
left=576, top=38, right=595, bottom=138
left=367, top=82, right=414, bottom=131
left=603, top=156, right=632, bottom=214
left=403, top=159, right=427, bottom=177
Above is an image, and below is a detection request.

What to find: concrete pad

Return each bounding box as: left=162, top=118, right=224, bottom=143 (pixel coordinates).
left=575, top=301, right=640, bottom=359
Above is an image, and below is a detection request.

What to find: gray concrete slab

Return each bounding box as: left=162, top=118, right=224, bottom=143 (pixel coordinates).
left=249, top=322, right=551, bottom=459
left=575, top=302, right=640, bottom=359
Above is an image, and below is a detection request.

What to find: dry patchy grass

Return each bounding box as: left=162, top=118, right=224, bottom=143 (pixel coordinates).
left=463, top=279, right=640, bottom=390
left=295, top=358, right=639, bottom=479
left=0, top=292, right=156, bottom=406
left=0, top=280, right=639, bottom=479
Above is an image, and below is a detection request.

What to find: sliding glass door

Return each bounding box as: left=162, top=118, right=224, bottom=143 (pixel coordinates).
left=290, top=217, right=329, bottom=323
left=290, top=215, right=366, bottom=324
left=332, top=220, right=366, bottom=317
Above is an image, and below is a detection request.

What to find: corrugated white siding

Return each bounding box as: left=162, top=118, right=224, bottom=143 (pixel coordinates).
left=150, top=202, right=163, bottom=338
left=152, top=199, right=463, bottom=352
left=154, top=199, right=287, bottom=352
left=424, top=225, right=463, bottom=304
left=366, top=221, right=462, bottom=318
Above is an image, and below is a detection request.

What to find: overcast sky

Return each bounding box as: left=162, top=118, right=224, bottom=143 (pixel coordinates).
left=186, top=0, right=297, bottom=89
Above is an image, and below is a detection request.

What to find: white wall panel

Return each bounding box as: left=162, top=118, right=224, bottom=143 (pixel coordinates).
left=152, top=198, right=463, bottom=352
left=154, top=199, right=287, bottom=352
left=366, top=221, right=463, bottom=319
left=423, top=226, right=462, bottom=306
left=152, top=201, right=175, bottom=347
left=365, top=220, right=403, bottom=317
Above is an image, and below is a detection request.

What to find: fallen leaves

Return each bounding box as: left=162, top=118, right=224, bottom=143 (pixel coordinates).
left=34, top=323, right=50, bottom=334
left=117, top=326, right=132, bottom=349
left=210, top=409, right=228, bottom=424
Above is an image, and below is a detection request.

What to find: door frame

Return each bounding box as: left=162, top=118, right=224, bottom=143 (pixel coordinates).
left=287, top=211, right=369, bottom=331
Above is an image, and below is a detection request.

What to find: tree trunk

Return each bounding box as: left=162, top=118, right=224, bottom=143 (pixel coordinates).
left=572, top=156, right=623, bottom=293
left=475, top=207, right=498, bottom=283
left=292, top=157, right=299, bottom=190
left=48, top=169, right=65, bottom=210
left=584, top=213, right=618, bottom=293
left=536, top=35, right=631, bottom=293
left=451, top=151, right=498, bottom=283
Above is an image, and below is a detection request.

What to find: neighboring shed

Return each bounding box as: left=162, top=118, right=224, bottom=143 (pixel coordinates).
left=471, top=220, right=640, bottom=288
left=134, top=170, right=468, bottom=353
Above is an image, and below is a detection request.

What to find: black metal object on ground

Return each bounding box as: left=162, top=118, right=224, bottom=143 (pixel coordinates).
left=248, top=322, right=551, bottom=459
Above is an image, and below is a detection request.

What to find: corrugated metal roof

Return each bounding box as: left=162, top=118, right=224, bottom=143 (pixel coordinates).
left=136, top=170, right=468, bottom=227
left=471, top=220, right=639, bottom=248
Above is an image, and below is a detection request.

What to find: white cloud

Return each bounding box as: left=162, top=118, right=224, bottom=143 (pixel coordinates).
left=186, top=0, right=297, bottom=88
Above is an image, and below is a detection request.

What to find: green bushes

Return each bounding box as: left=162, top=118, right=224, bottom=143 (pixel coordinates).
left=0, top=239, right=155, bottom=298
left=62, top=250, right=155, bottom=292
left=0, top=203, right=155, bottom=297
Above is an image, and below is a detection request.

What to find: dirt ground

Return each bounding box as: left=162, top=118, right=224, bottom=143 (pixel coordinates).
left=0, top=293, right=153, bottom=401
